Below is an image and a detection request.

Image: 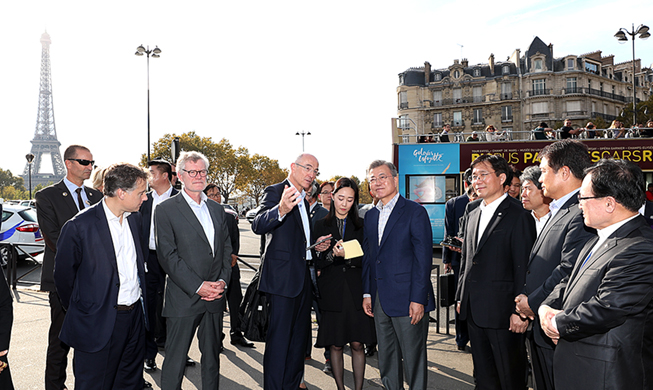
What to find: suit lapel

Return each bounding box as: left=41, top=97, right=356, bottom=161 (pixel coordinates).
left=379, top=196, right=405, bottom=249
left=476, top=198, right=509, bottom=252
left=56, top=181, right=80, bottom=217
left=95, top=203, right=118, bottom=273
left=466, top=206, right=481, bottom=257
left=84, top=186, right=102, bottom=206
left=175, top=195, right=212, bottom=249
left=530, top=196, right=578, bottom=262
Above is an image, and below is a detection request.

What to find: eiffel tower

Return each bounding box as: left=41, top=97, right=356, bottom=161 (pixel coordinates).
left=22, top=31, right=66, bottom=188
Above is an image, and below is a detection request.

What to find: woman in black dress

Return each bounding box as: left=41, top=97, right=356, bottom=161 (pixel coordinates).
left=313, top=177, right=376, bottom=390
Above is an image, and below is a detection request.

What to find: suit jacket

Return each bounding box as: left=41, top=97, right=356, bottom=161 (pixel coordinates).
left=139, top=187, right=179, bottom=275
left=362, top=195, right=435, bottom=317
left=313, top=216, right=364, bottom=312
left=456, top=196, right=536, bottom=328
left=524, top=194, right=595, bottom=349
left=442, top=194, right=469, bottom=266
left=542, top=216, right=653, bottom=390
left=155, top=192, right=232, bottom=317
left=54, top=202, right=147, bottom=353
left=309, top=203, right=328, bottom=231
left=35, top=180, right=103, bottom=291
left=643, top=200, right=653, bottom=228
left=252, top=179, right=310, bottom=298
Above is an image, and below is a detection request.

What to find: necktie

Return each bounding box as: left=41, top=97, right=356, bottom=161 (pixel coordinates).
left=580, top=251, right=592, bottom=269
left=75, top=188, right=85, bottom=210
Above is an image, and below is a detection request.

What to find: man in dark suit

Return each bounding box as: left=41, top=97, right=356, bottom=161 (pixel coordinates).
left=35, top=144, right=103, bottom=390
left=1, top=266, right=14, bottom=389
left=539, top=159, right=653, bottom=390
left=641, top=199, right=653, bottom=227
left=252, top=153, right=322, bottom=390
left=456, top=154, right=536, bottom=390
left=442, top=168, right=472, bottom=351
left=139, top=159, right=178, bottom=372
left=54, top=163, right=149, bottom=390
left=155, top=151, right=232, bottom=390
left=514, top=140, right=595, bottom=390
left=362, top=160, right=435, bottom=390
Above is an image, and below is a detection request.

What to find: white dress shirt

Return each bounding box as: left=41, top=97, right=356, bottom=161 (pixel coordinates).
left=532, top=211, right=551, bottom=237
left=102, top=200, right=141, bottom=305
left=64, top=177, right=90, bottom=211
left=149, top=185, right=174, bottom=250
left=477, top=193, right=508, bottom=244
left=180, top=189, right=215, bottom=255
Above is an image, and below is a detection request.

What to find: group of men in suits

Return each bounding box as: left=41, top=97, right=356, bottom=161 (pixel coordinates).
left=453, top=140, right=653, bottom=390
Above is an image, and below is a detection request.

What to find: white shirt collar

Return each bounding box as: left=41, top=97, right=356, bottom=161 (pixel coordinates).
left=596, top=214, right=639, bottom=242
left=181, top=188, right=207, bottom=207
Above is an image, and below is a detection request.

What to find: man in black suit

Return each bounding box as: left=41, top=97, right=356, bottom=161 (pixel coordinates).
left=140, top=159, right=178, bottom=372
left=514, top=140, right=595, bottom=390
left=442, top=168, right=472, bottom=351
left=35, top=144, right=103, bottom=390
left=54, top=163, right=149, bottom=390
left=252, top=153, right=326, bottom=390
left=539, top=159, right=653, bottom=390
left=155, top=151, right=232, bottom=390
left=456, top=154, right=535, bottom=390
left=640, top=200, right=653, bottom=227
left=1, top=266, right=14, bottom=389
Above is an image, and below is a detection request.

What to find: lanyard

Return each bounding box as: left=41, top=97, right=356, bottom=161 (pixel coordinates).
left=341, top=217, right=347, bottom=240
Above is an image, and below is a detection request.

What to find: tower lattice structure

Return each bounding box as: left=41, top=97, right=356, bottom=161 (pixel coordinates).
left=22, top=31, right=66, bottom=188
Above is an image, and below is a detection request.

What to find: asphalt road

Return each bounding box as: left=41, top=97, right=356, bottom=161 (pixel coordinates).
left=5, top=221, right=477, bottom=390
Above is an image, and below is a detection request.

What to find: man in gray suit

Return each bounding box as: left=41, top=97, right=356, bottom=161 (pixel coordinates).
left=155, top=151, right=232, bottom=390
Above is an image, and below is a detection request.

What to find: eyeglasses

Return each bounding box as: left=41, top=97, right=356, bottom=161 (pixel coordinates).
left=206, top=193, right=220, bottom=199
left=577, top=194, right=605, bottom=202
left=471, top=172, right=496, bottom=182
left=182, top=169, right=208, bottom=178
left=67, top=158, right=95, bottom=166
left=369, top=174, right=391, bottom=185
left=295, top=163, right=319, bottom=176
left=320, top=191, right=330, bottom=195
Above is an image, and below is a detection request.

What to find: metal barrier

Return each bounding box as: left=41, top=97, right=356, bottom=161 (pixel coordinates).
left=4, top=243, right=43, bottom=290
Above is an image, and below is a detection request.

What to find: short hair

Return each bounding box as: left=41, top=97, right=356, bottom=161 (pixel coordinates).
left=539, top=140, right=591, bottom=180
left=584, top=159, right=645, bottom=212
left=103, top=163, right=149, bottom=197
left=367, top=160, right=398, bottom=177
left=470, top=154, right=512, bottom=186
left=308, top=180, right=320, bottom=200
left=324, top=177, right=363, bottom=229
left=648, top=183, right=653, bottom=190
left=177, top=151, right=209, bottom=173
left=319, top=181, right=334, bottom=193
left=463, top=168, right=473, bottom=186
left=63, top=145, right=90, bottom=160
left=148, top=159, right=173, bottom=181
left=520, top=166, right=543, bottom=190
left=203, top=183, right=220, bottom=195
left=90, top=167, right=107, bottom=190
left=539, top=122, right=548, bottom=128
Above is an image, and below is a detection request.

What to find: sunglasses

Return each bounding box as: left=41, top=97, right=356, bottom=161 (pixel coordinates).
left=67, top=158, right=95, bottom=166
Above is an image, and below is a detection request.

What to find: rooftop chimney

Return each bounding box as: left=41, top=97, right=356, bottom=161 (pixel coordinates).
left=424, top=61, right=431, bottom=84
left=489, top=53, right=495, bottom=74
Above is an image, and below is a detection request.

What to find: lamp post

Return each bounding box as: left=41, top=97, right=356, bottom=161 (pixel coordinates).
left=295, top=130, right=311, bottom=152
left=615, top=24, right=650, bottom=127
left=25, top=153, right=35, bottom=199
left=135, top=44, right=162, bottom=163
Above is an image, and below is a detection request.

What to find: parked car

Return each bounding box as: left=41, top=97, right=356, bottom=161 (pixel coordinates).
left=246, top=205, right=262, bottom=224
left=1, top=204, right=45, bottom=267
left=222, top=204, right=239, bottom=223
left=19, top=199, right=36, bottom=209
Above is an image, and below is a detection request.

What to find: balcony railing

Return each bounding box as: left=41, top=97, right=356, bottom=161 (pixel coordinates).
left=473, top=96, right=483, bottom=103
left=399, top=102, right=408, bottom=109
left=532, top=113, right=550, bottom=118
left=500, top=93, right=513, bottom=100
left=501, top=116, right=513, bottom=122
left=591, top=112, right=617, bottom=122
left=528, top=89, right=551, bottom=97
left=563, top=111, right=587, bottom=117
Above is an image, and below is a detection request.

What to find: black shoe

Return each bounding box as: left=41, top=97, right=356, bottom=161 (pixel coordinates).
left=365, top=346, right=376, bottom=357
left=231, top=338, right=255, bottom=348
left=457, top=345, right=467, bottom=351
left=144, top=358, right=157, bottom=371
left=323, top=360, right=332, bottom=374
left=143, top=379, right=153, bottom=388
left=186, top=357, right=196, bottom=367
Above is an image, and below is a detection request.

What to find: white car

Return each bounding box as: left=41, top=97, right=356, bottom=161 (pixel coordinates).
left=246, top=205, right=262, bottom=224
left=1, top=204, right=45, bottom=267
left=222, top=204, right=239, bottom=224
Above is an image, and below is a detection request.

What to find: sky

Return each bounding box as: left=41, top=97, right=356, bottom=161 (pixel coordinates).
left=1, top=0, right=652, bottom=187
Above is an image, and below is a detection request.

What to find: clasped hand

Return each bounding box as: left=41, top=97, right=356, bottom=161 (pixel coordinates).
left=198, top=280, right=226, bottom=301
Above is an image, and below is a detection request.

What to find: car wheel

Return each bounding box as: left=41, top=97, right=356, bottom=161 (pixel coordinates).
left=0, top=244, right=15, bottom=268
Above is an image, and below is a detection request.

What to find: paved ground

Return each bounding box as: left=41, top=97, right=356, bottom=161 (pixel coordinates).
left=4, top=223, right=477, bottom=389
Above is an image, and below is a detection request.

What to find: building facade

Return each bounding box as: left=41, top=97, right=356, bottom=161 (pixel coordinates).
left=394, top=37, right=652, bottom=143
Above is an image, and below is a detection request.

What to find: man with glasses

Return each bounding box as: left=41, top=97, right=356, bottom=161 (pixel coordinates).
left=539, top=159, right=653, bottom=390
left=456, top=154, right=535, bottom=390
left=155, top=151, right=232, bottom=390
left=361, top=160, right=435, bottom=390
left=35, top=144, right=103, bottom=390
left=515, top=140, right=595, bottom=390
left=252, top=153, right=323, bottom=390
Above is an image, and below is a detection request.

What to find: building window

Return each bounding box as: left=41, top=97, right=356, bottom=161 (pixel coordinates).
left=566, top=100, right=581, bottom=115
left=433, top=113, right=442, bottom=127
left=585, top=61, right=599, bottom=75
left=399, top=74, right=405, bottom=84
left=453, top=70, right=460, bottom=79
left=473, top=108, right=483, bottom=124
left=501, top=106, right=513, bottom=122
left=399, top=115, right=410, bottom=130
left=434, top=73, right=442, bottom=81
left=533, top=59, right=543, bottom=72
left=567, top=58, right=575, bottom=70
left=453, top=88, right=462, bottom=103
left=566, top=77, right=578, bottom=93
left=533, top=102, right=549, bottom=116
left=399, top=91, right=408, bottom=109
left=501, top=83, right=512, bottom=100
left=474, top=68, right=481, bottom=77
left=453, top=111, right=463, bottom=127
left=503, top=65, right=510, bottom=74
left=433, top=90, right=442, bottom=106
left=532, top=79, right=546, bottom=95
left=473, top=86, right=483, bottom=102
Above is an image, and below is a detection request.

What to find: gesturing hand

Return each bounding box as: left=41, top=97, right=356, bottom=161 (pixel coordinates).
left=279, top=186, right=302, bottom=218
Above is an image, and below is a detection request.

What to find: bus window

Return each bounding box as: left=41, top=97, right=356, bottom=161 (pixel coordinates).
left=406, top=175, right=460, bottom=204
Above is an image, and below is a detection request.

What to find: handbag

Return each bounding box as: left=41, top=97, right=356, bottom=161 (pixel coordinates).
left=439, top=272, right=456, bottom=307
left=238, top=271, right=270, bottom=342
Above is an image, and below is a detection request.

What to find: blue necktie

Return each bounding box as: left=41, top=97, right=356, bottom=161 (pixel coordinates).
left=580, top=251, right=592, bottom=269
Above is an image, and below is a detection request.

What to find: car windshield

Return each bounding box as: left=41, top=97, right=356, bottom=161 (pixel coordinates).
left=19, top=209, right=38, bottom=222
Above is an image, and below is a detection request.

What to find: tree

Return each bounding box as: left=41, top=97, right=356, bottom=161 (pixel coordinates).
left=0, top=168, right=26, bottom=192
left=242, top=154, right=287, bottom=206
left=359, top=178, right=373, bottom=204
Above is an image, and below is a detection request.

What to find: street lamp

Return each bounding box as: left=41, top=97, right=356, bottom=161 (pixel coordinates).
left=25, top=153, right=35, bottom=199
left=295, top=130, right=311, bottom=152
left=615, top=24, right=650, bottom=127
left=135, top=44, right=162, bottom=163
